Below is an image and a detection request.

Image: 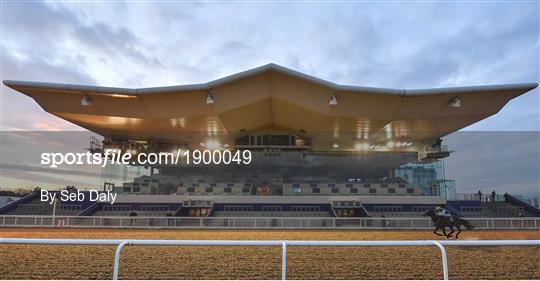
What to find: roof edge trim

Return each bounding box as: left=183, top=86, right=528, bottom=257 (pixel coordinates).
left=2, top=63, right=538, bottom=97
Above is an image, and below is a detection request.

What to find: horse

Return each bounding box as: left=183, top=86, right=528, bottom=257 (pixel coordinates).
left=423, top=208, right=473, bottom=239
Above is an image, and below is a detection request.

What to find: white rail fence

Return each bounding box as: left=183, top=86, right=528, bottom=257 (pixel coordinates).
left=1, top=215, right=539, bottom=229
left=1, top=238, right=538, bottom=280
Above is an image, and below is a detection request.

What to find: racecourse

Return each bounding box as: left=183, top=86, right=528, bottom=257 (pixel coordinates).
left=1, top=228, right=539, bottom=280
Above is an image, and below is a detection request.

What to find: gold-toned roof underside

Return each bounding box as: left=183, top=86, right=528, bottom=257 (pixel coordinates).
left=3, top=64, right=537, bottom=150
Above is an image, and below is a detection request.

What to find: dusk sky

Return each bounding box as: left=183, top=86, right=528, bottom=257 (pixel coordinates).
left=0, top=1, right=538, bottom=196
left=1, top=1, right=538, bottom=131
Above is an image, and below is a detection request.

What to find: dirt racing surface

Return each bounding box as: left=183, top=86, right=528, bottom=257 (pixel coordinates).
left=0, top=228, right=539, bottom=280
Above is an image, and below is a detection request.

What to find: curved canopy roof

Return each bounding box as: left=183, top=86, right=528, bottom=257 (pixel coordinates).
left=3, top=63, right=538, bottom=150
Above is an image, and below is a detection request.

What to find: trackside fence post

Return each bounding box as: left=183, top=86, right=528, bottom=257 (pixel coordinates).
left=281, top=241, right=287, bottom=280
left=113, top=241, right=129, bottom=280
left=433, top=241, right=449, bottom=280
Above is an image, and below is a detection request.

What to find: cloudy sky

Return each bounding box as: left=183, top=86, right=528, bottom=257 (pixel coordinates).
left=0, top=1, right=538, bottom=195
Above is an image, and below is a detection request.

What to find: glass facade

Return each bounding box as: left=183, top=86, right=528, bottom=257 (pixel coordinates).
left=430, top=179, right=456, bottom=199
left=394, top=163, right=437, bottom=195
left=101, top=163, right=150, bottom=190
left=393, top=161, right=453, bottom=197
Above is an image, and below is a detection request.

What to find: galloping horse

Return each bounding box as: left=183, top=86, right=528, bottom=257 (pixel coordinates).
left=423, top=208, right=473, bottom=239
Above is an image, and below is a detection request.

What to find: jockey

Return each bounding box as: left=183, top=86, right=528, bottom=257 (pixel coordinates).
left=435, top=206, right=453, bottom=222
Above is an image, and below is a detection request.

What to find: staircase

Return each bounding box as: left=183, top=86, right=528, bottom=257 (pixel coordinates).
left=444, top=203, right=464, bottom=218
left=0, top=191, right=40, bottom=214
left=77, top=203, right=100, bottom=216
left=507, top=195, right=540, bottom=216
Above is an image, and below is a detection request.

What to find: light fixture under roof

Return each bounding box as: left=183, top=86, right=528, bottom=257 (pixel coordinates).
left=206, top=140, right=220, bottom=149
left=354, top=143, right=370, bottom=151
left=448, top=96, right=461, bottom=108
left=329, top=94, right=337, bottom=105
left=206, top=91, right=214, bottom=104
left=81, top=95, right=93, bottom=106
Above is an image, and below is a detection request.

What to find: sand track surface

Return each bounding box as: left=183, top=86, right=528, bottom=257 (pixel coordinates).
left=1, top=228, right=539, bottom=280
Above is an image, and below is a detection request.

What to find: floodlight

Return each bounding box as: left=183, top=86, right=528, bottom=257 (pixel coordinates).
left=354, top=143, right=370, bottom=151
left=448, top=96, right=461, bottom=108
left=81, top=95, right=93, bottom=106
left=206, top=92, right=214, bottom=104
left=206, top=140, right=220, bottom=149
left=329, top=94, right=337, bottom=105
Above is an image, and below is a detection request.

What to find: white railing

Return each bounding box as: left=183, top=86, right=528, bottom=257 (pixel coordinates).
left=1, top=238, right=538, bottom=280
left=1, top=215, right=539, bottom=230
left=454, top=193, right=509, bottom=203
left=418, top=145, right=449, bottom=160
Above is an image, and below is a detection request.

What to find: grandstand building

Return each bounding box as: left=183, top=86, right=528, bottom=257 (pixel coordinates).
left=2, top=64, right=539, bottom=221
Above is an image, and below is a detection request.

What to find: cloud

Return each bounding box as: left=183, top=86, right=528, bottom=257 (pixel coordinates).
left=30, top=121, right=65, bottom=132
left=0, top=131, right=104, bottom=189
left=1, top=163, right=100, bottom=178
left=444, top=131, right=540, bottom=197
left=0, top=1, right=538, bottom=193
left=0, top=5, right=98, bottom=131
left=2, top=1, right=163, bottom=69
